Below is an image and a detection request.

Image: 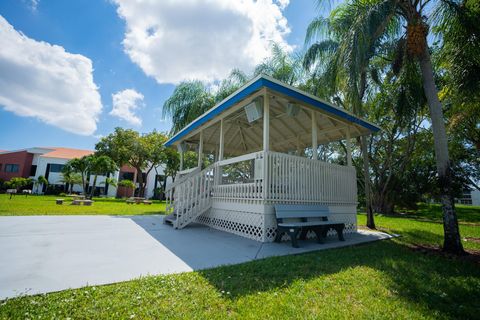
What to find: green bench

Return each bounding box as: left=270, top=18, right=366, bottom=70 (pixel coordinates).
left=274, top=204, right=345, bottom=248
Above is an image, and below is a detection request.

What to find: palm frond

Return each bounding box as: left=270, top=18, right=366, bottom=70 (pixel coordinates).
left=305, top=17, right=331, bottom=45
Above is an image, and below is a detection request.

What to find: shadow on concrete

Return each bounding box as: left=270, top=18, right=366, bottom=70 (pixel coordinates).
left=112, top=215, right=262, bottom=270
left=115, top=215, right=391, bottom=274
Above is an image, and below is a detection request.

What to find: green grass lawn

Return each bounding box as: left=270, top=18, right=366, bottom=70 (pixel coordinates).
left=358, top=204, right=480, bottom=251
left=0, top=204, right=479, bottom=319
left=0, top=194, right=166, bottom=216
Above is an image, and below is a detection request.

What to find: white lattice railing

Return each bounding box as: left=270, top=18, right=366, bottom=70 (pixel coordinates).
left=264, top=151, right=357, bottom=204
left=213, top=182, right=263, bottom=200
left=212, top=151, right=264, bottom=201
left=165, top=150, right=356, bottom=229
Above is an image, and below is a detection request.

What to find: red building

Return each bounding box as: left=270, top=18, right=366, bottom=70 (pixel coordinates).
left=0, top=150, right=35, bottom=181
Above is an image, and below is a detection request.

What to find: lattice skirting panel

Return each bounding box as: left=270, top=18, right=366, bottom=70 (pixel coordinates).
left=196, top=207, right=267, bottom=242
left=196, top=201, right=357, bottom=243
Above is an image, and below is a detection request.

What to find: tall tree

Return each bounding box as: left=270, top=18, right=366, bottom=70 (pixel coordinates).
left=88, top=155, right=118, bottom=198
left=100, top=177, right=118, bottom=197
left=68, top=156, right=92, bottom=196
left=435, top=0, right=480, bottom=190
left=306, top=0, right=466, bottom=254
left=304, top=2, right=392, bottom=229
left=59, top=171, right=82, bottom=194
left=254, top=43, right=306, bottom=86
left=162, top=81, right=214, bottom=134
left=96, top=128, right=168, bottom=197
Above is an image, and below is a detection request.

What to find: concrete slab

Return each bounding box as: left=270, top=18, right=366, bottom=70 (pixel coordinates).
left=0, top=215, right=392, bottom=300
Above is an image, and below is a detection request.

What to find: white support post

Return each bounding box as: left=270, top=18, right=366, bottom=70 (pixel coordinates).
left=296, top=136, right=302, bottom=156
left=217, top=119, right=224, bottom=185
left=263, top=93, right=270, bottom=152
left=177, top=143, right=184, bottom=171
left=198, top=131, right=203, bottom=168
left=311, top=110, right=318, bottom=160
left=346, top=127, right=352, bottom=166
left=219, top=118, right=224, bottom=161
left=263, top=91, right=270, bottom=200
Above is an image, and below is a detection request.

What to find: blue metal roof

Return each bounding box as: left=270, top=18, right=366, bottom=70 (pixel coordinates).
left=165, top=75, right=380, bottom=147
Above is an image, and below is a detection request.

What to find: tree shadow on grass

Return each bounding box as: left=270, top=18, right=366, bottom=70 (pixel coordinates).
left=385, top=204, right=480, bottom=225
left=199, top=239, right=480, bottom=319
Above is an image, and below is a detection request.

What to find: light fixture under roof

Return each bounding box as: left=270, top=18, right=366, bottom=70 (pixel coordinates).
left=286, top=102, right=299, bottom=117
left=244, top=97, right=264, bottom=123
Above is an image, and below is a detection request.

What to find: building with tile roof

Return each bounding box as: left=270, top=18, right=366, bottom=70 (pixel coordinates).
left=0, top=147, right=170, bottom=198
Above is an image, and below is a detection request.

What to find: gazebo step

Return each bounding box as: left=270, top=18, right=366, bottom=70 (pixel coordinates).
left=164, top=213, right=177, bottom=225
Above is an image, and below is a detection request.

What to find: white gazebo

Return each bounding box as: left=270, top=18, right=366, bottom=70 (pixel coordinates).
left=164, top=75, right=380, bottom=242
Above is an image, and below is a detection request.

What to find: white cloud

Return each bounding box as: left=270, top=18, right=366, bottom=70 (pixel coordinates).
left=113, top=0, right=292, bottom=84
left=110, top=89, right=144, bottom=126
left=29, top=0, right=39, bottom=11
left=0, top=15, right=102, bottom=135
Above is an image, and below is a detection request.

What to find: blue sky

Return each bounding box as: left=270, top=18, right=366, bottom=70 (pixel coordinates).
left=0, top=0, right=318, bottom=151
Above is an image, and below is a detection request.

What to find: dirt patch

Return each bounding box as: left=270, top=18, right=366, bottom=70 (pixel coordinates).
left=357, top=226, right=480, bottom=264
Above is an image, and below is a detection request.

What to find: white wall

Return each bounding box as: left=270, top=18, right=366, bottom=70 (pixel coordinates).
left=144, top=164, right=172, bottom=199
left=472, top=190, right=480, bottom=206
left=33, top=156, right=172, bottom=198
left=34, top=156, right=118, bottom=196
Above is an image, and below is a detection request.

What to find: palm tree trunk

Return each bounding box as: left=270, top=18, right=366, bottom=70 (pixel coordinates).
left=136, top=167, right=144, bottom=197
left=81, top=174, right=87, bottom=196
left=90, top=175, right=98, bottom=199
left=418, top=49, right=464, bottom=254
left=361, top=135, right=375, bottom=229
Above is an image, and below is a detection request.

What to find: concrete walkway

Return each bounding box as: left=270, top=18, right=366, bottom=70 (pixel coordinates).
left=0, top=215, right=392, bottom=299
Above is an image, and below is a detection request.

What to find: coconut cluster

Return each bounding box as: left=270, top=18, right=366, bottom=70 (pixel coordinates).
left=407, top=22, right=428, bottom=57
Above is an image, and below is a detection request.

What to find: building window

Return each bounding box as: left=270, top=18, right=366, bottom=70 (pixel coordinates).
left=30, top=165, right=37, bottom=177
left=0, top=164, right=2, bottom=171
left=5, top=164, right=19, bottom=173
left=120, top=172, right=134, bottom=181
left=49, top=164, right=65, bottom=173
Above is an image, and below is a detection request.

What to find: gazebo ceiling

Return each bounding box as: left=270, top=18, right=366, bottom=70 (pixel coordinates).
left=184, top=94, right=364, bottom=156
left=166, top=75, right=380, bottom=157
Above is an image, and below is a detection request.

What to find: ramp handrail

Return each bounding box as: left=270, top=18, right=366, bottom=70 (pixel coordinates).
left=165, top=163, right=216, bottom=229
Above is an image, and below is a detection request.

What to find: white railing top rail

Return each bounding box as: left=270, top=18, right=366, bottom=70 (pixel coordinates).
left=178, top=167, right=200, bottom=176
left=216, top=151, right=263, bottom=167
left=165, top=166, right=201, bottom=193
left=266, top=151, right=355, bottom=172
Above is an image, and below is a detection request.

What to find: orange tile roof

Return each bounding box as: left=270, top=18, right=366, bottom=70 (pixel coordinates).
left=41, top=147, right=94, bottom=159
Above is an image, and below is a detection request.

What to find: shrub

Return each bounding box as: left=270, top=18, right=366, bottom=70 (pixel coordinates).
left=118, top=179, right=135, bottom=189
left=6, top=177, right=32, bottom=190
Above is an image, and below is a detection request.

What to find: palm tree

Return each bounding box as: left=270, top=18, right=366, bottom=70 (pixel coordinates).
left=88, top=155, right=118, bottom=199
left=214, top=69, right=249, bottom=103
left=162, top=81, right=215, bottom=134
left=306, top=0, right=466, bottom=254
left=100, top=177, right=117, bottom=197
left=435, top=0, right=480, bottom=151
left=254, top=43, right=306, bottom=86
left=162, top=46, right=305, bottom=135
left=68, top=156, right=92, bottom=196
left=59, top=172, right=82, bottom=194
left=304, top=3, right=393, bottom=230
left=34, top=175, right=49, bottom=194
